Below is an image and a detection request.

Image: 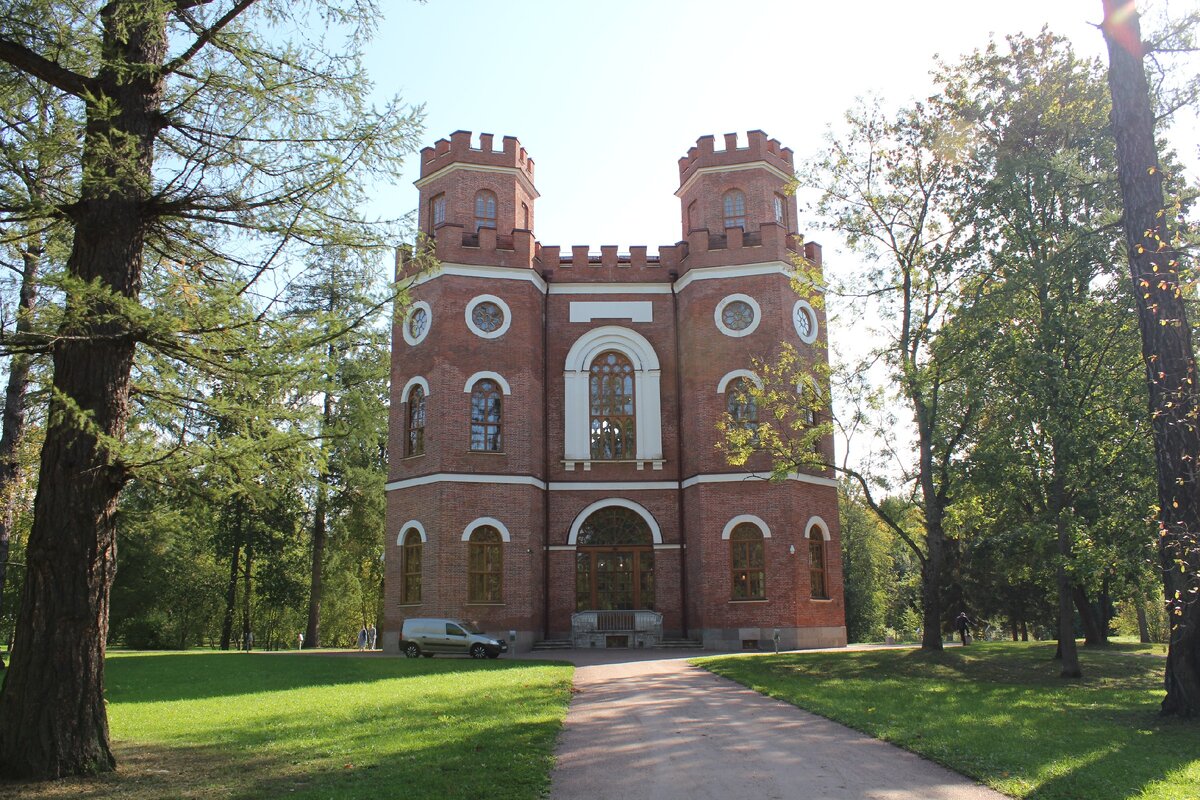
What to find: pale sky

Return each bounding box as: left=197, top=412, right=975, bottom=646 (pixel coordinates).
left=362, top=0, right=1198, bottom=472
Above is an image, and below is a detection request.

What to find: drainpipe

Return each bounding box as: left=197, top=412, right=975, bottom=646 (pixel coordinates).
left=670, top=270, right=689, bottom=639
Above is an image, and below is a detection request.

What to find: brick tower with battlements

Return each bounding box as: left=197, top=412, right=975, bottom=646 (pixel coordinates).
left=382, top=130, right=845, bottom=653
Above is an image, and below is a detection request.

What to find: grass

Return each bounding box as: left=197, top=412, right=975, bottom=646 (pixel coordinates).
left=0, top=651, right=573, bottom=800
left=696, top=642, right=1200, bottom=800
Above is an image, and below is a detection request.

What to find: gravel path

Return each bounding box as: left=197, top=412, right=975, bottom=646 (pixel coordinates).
left=537, top=650, right=1007, bottom=800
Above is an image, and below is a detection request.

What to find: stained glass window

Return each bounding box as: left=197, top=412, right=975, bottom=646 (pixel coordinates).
left=472, top=301, right=504, bottom=333
left=589, top=352, right=636, bottom=459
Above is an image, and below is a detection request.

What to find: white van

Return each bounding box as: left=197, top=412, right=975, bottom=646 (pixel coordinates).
left=400, top=618, right=507, bottom=659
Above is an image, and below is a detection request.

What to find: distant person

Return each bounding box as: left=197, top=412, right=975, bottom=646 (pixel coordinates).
left=297, top=632, right=304, bottom=650
left=954, top=612, right=973, bottom=646
left=357, top=626, right=367, bottom=651
left=244, top=630, right=254, bottom=652
left=367, top=624, right=377, bottom=651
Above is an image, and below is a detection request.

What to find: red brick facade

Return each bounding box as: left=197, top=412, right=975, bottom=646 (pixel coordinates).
left=383, top=130, right=846, bottom=652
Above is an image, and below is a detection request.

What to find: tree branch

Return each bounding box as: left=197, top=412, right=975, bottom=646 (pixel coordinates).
left=164, top=0, right=261, bottom=76
left=0, top=38, right=94, bottom=98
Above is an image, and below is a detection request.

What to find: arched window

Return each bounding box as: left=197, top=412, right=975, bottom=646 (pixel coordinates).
left=469, top=379, right=502, bottom=451
left=474, top=190, right=497, bottom=231
left=402, top=529, right=422, bottom=603
left=809, top=525, right=828, bottom=599
left=575, top=506, right=654, bottom=611
left=406, top=385, right=426, bottom=456
left=589, top=351, right=636, bottom=459
left=774, top=193, right=785, bottom=225
left=723, top=189, right=746, bottom=230
left=730, top=523, right=765, bottom=599
left=521, top=201, right=530, bottom=230
left=468, top=526, right=503, bottom=603
left=726, top=377, right=759, bottom=432
left=429, top=193, right=446, bottom=234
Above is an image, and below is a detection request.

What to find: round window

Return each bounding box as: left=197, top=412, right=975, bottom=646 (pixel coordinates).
left=793, top=299, right=818, bottom=344
left=464, top=295, right=512, bottom=339
left=722, top=301, right=755, bottom=332
left=408, top=307, right=429, bottom=339
left=472, top=301, right=504, bottom=333
left=402, top=301, right=432, bottom=346
left=714, top=294, right=761, bottom=338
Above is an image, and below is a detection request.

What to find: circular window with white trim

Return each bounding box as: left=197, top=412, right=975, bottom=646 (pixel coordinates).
left=402, top=300, right=432, bottom=346
left=465, top=294, right=512, bottom=339
left=714, top=294, right=761, bottom=338
left=793, top=299, right=818, bottom=344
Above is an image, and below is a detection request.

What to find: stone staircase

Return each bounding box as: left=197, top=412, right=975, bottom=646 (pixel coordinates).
left=659, top=638, right=704, bottom=650
left=531, top=638, right=573, bottom=651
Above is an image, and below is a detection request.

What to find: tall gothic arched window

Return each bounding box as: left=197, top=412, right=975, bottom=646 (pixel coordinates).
left=723, top=189, right=746, bottom=229
left=401, top=528, right=422, bottom=603
left=468, top=526, right=503, bottom=603
left=469, top=379, right=502, bottom=451
left=730, top=522, right=766, bottom=600
left=809, top=524, right=828, bottom=599
left=726, top=377, right=759, bottom=432
left=474, top=190, right=497, bottom=231
left=406, top=385, right=426, bottom=456
left=589, top=351, right=636, bottom=459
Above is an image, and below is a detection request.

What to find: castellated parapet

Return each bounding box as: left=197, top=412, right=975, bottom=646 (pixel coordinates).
left=677, top=130, right=794, bottom=185
left=419, top=130, right=535, bottom=181
left=408, top=130, right=814, bottom=279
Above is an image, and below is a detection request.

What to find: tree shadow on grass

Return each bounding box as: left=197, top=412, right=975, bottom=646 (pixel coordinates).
left=104, top=652, right=555, bottom=704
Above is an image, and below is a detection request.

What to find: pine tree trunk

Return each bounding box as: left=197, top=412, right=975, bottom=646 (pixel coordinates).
left=0, top=3, right=167, bottom=778
left=220, top=543, right=241, bottom=651
left=304, top=382, right=334, bottom=649
left=1102, top=0, right=1200, bottom=717
left=0, top=243, right=40, bottom=652
left=241, top=545, right=253, bottom=651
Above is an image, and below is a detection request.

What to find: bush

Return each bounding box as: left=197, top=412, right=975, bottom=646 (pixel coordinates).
left=1114, top=599, right=1170, bottom=644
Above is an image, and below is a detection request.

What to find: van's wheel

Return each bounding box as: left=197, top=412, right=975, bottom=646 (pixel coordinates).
left=404, top=642, right=420, bottom=658
left=470, top=644, right=488, bottom=659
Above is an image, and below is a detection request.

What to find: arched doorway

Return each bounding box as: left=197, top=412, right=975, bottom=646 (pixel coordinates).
left=574, top=506, right=655, bottom=611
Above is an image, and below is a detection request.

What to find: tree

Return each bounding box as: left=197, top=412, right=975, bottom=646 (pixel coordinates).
left=941, top=31, right=1155, bottom=676
left=729, top=97, right=985, bottom=651
left=0, top=0, right=421, bottom=778
left=1101, top=0, right=1200, bottom=717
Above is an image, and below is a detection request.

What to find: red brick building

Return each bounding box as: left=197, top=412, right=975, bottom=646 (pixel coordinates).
left=382, top=130, right=846, bottom=652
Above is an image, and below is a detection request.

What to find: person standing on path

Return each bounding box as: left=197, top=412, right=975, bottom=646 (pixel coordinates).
left=297, top=632, right=304, bottom=650
left=357, top=626, right=367, bottom=651
left=954, top=611, right=974, bottom=645
left=367, top=624, right=377, bottom=651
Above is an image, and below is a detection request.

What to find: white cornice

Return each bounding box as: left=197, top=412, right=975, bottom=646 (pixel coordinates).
left=548, top=283, right=673, bottom=295
left=385, top=471, right=836, bottom=492
left=413, top=262, right=548, bottom=293
left=672, top=261, right=795, bottom=292
left=415, top=162, right=540, bottom=199
left=675, top=161, right=794, bottom=198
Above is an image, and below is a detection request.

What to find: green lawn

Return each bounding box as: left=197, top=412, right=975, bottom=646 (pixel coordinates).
left=0, top=651, right=573, bottom=800
left=696, top=642, right=1199, bottom=800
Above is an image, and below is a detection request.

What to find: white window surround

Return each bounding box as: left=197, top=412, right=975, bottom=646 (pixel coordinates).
left=402, top=301, right=432, bottom=346
left=401, top=375, right=431, bottom=399
left=396, top=520, right=427, bottom=545
left=567, top=498, right=663, bottom=544
left=461, top=516, right=511, bottom=542
left=716, top=369, right=763, bottom=394
left=463, top=371, right=512, bottom=395
left=714, top=293, right=761, bottom=337
left=804, top=516, right=831, bottom=541
left=465, top=294, right=512, bottom=339
left=569, top=301, right=653, bottom=323
left=383, top=470, right=840, bottom=493
left=793, top=299, right=819, bottom=344
left=721, top=514, right=772, bottom=539
left=563, top=326, right=664, bottom=467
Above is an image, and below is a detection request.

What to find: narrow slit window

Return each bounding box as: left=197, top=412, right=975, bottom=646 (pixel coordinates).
left=406, top=385, right=426, bottom=456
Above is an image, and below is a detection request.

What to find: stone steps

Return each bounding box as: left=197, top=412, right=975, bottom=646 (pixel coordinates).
left=531, top=639, right=574, bottom=650
left=659, top=639, right=704, bottom=649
